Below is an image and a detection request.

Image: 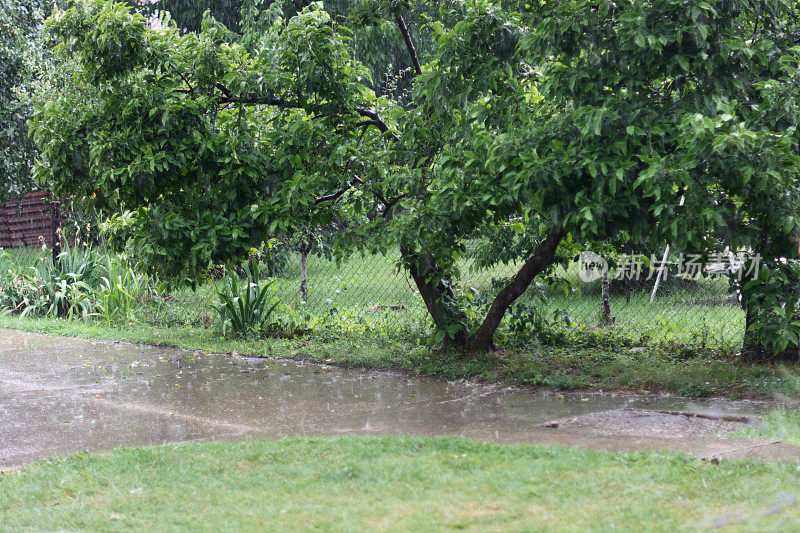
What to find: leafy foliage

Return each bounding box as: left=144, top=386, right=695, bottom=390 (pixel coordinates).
left=135, top=0, right=435, bottom=98
left=0, top=0, right=55, bottom=201
left=0, top=237, right=149, bottom=322
left=135, top=0, right=244, bottom=32
left=29, top=0, right=800, bottom=354
left=94, top=254, right=146, bottom=325
left=0, top=240, right=101, bottom=318
left=740, top=259, right=800, bottom=357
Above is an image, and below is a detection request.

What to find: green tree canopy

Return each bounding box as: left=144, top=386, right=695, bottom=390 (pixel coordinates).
left=32, top=0, right=800, bottom=354
left=134, top=0, right=435, bottom=98
left=0, top=0, right=56, bottom=201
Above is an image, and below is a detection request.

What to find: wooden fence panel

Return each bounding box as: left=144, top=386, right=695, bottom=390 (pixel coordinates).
left=0, top=192, right=54, bottom=248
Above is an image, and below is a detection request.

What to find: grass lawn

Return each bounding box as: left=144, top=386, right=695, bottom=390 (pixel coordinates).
left=0, top=313, right=795, bottom=399
left=1, top=436, right=798, bottom=531
left=741, top=407, right=800, bottom=444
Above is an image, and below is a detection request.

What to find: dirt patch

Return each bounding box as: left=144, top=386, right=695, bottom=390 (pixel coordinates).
left=539, top=408, right=749, bottom=438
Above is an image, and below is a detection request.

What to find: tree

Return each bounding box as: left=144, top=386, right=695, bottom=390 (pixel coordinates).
left=134, top=0, right=434, bottom=99
left=135, top=0, right=244, bottom=31
left=0, top=0, right=55, bottom=202
left=32, top=0, right=800, bottom=355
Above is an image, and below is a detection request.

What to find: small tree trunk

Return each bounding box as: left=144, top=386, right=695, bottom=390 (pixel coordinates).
left=401, top=245, right=468, bottom=347
left=50, top=197, right=61, bottom=265
left=300, top=247, right=309, bottom=301
left=740, top=234, right=781, bottom=362
left=248, top=256, right=258, bottom=280
left=466, top=228, right=566, bottom=354
left=601, top=270, right=612, bottom=325
left=624, top=241, right=632, bottom=303
left=741, top=300, right=766, bottom=361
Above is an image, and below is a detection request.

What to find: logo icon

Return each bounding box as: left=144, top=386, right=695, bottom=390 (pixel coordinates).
left=578, top=251, right=608, bottom=283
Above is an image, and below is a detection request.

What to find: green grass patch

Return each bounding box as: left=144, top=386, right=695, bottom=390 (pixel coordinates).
left=1, top=436, right=798, bottom=531
left=740, top=408, right=800, bottom=443
left=0, top=313, right=793, bottom=399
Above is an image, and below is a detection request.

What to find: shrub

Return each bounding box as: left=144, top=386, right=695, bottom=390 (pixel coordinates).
left=0, top=241, right=102, bottom=318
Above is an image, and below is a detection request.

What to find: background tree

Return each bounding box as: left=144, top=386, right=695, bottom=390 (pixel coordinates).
left=135, top=0, right=244, bottom=31
left=0, top=0, right=57, bottom=202
left=134, top=0, right=434, bottom=99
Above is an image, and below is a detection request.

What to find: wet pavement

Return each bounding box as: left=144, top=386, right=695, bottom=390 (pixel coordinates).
left=1, top=329, right=798, bottom=468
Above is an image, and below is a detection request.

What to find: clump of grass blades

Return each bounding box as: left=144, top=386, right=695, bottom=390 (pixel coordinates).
left=94, top=255, right=147, bottom=325
left=0, top=240, right=101, bottom=319
left=215, top=267, right=280, bottom=337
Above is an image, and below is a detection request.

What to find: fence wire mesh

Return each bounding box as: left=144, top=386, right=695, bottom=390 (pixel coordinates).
left=0, top=238, right=747, bottom=348
left=164, top=242, right=746, bottom=348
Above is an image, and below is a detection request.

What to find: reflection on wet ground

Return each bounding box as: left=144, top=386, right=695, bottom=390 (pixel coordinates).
left=0, top=329, right=796, bottom=467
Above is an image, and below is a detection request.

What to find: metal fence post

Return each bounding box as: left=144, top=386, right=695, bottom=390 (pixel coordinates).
left=601, top=270, right=612, bottom=324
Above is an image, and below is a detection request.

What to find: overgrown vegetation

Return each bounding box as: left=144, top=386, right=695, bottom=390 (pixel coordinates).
left=1, top=242, right=746, bottom=348
left=0, top=239, right=146, bottom=322
left=214, top=267, right=281, bottom=337
left=743, top=408, right=800, bottom=443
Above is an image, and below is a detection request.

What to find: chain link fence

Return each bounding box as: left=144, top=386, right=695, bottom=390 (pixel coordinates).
left=168, top=242, right=747, bottom=348
left=0, top=235, right=747, bottom=348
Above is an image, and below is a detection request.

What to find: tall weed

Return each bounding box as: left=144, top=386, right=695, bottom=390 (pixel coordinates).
left=94, top=256, right=147, bottom=325
left=215, top=267, right=280, bottom=337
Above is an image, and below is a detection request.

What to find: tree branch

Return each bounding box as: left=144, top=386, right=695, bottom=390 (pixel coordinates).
left=219, top=94, right=301, bottom=108
left=210, top=84, right=400, bottom=142
left=467, top=227, right=566, bottom=351
left=335, top=119, right=383, bottom=134
left=354, top=107, right=400, bottom=141
left=214, top=82, right=232, bottom=99
left=314, top=187, right=350, bottom=205
left=169, top=61, right=195, bottom=95
left=350, top=174, right=390, bottom=207
left=395, top=14, right=422, bottom=76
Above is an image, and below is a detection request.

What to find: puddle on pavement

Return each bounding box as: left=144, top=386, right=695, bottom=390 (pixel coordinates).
left=0, top=329, right=779, bottom=467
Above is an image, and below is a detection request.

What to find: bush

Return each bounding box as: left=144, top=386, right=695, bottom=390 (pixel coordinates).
left=0, top=241, right=152, bottom=323
left=739, top=259, right=800, bottom=359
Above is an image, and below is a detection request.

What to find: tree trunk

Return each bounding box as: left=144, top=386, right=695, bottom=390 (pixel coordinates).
left=248, top=256, right=258, bottom=280
left=465, top=228, right=566, bottom=354
left=300, top=247, right=309, bottom=301
left=401, top=245, right=468, bottom=347
left=741, top=300, right=766, bottom=361
left=51, top=197, right=61, bottom=265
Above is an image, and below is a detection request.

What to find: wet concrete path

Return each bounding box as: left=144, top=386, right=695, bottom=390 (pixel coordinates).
left=1, top=329, right=798, bottom=468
